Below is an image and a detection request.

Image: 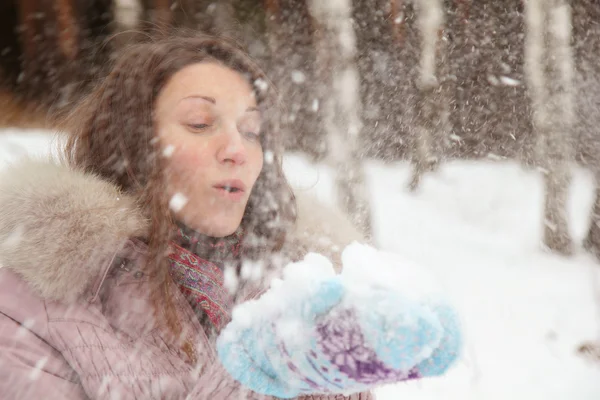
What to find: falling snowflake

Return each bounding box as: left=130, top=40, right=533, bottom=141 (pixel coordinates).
left=291, top=70, right=306, bottom=84
left=169, top=193, right=188, bottom=212
left=162, top=144, right=176, bottom=157
left=28, top=357, right=48, bottom=381
left=254, top=78, right=269, bottom=93
left=264, top=150, right=274, bottom=164
left=499, top=76, right=521, bottom=86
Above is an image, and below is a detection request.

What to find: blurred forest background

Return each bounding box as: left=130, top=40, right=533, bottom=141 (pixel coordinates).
left=2, top=1, right=600, bottom=389
left=1, top=0, right=600, bottom=257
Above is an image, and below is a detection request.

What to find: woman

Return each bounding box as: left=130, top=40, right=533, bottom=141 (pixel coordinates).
left=0, top=35, right=460, bottom=399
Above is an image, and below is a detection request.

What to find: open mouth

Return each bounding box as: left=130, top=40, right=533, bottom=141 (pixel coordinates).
left=213, top=180, right=246, bottom=199
left=218, top=185, right=242, bottom=193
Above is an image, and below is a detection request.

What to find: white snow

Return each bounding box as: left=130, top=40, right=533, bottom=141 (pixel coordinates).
left=15, top=318, right=35, bottom=338
left=162, top=144, right=176, bottom=157
left=240, top=260, right=265, bottom=282
left=311, top=99, right=320, bottom=112
left=264, top=150, right=274, bottom=164
left=1, top=130, right=598, bottom=398
left=223, top=264, right=240, bottom=295
left=0, top=130, right=61, bottom=167
left=291, top=70, right=307, bottom=84
left=169, top=192, right=188, bottom=212
left=340, top=242, right=443, bottom=303
left=28, top=357, right=48, bottom=381
left=283, top=153, right=600, bottom=400
left=499, top=76, right=521, bottom=86
left=253, top=78, right=269, bottom=93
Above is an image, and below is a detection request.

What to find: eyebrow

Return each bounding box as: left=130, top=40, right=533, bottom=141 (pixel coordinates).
left=181, top=95, right=259, bottom=113
left=182, top=95, right=216, bottom=104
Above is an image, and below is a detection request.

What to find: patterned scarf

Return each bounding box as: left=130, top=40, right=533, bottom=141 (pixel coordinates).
left=167, top=225, right=243, bottom=332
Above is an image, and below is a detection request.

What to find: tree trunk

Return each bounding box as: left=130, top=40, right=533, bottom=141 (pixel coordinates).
left=524, top=0, right=574, bottom=255
left=264, top=0, right=280, bottom=55
left=210, top=0, right=238, bottom=39
left=54, top=0, right=78, bottom=61
left=408, top=0, right=446, bottom=191
left=262, top=0, right=325, bottom=159
left=571, top=0, right=600, bottom=259
left=15, top=0, right=90, bottom=115
left=138, top=0, right=171, bottom=31
left=307, top=0, right=372, bottom=239
left=584, top=181, right=600, bottom=258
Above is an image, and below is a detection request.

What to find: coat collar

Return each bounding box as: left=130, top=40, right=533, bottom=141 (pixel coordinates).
left=0, top=159, right=148, bottom=303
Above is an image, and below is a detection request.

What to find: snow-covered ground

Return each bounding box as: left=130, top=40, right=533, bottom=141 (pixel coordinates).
left=1, top=129, right=599, bottom=399
left=285, top=154, right=600, bottom=400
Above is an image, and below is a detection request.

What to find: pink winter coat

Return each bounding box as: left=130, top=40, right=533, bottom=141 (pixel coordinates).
left=0, top=160, right=374, bottom=400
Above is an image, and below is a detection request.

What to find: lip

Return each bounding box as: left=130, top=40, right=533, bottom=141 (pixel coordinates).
left=213, top=179, right=247, bottom=202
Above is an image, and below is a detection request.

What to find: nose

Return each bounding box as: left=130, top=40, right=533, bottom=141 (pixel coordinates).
left=217, top=124, right=247, bottom=166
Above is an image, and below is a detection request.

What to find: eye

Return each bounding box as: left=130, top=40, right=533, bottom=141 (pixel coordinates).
left=239, top=119, right=261, bottom=142
left=243, top=131, right=260, bottom=141
left=188, top=123, right=210, bottom=131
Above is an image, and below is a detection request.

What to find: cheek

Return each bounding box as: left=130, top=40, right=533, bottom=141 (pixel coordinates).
left=166, top=145, right=212, bottom=191
left=250, top=148, right=264, bottom=182
left=170, top=136, right=213, bottom=169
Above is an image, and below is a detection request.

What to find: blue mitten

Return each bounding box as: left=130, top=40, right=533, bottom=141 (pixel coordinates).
left=217, top=246, right=462, bottom=398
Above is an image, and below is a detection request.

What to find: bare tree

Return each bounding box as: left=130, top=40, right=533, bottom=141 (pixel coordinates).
left=211, top=1, right=238, bottom=37
left=4, top=0, right=112, bottom=125
left=524, top=0, right=575, bottom=255
left=54, top=0, right=79, bottom=61
left=262, top=0, right=326, bottom=159
left=139, top=0, right=171, bottom=29
left=408, top=0, right=446, bottom=191
left=176, top=0, right=239, bottom=38
left=570, top=1, right=600, bottom=260
left=307, top=0, right=372, bottom=238
left=264, top=0, right=281, bottom=59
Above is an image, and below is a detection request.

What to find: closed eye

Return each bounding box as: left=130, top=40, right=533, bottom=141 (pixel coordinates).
left=188, top=123, right=210, bottom=130
left=243, top=131, right=260, bottom=141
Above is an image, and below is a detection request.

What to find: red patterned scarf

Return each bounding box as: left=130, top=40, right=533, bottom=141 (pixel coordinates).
left=167, top=226, right=243, bottom=332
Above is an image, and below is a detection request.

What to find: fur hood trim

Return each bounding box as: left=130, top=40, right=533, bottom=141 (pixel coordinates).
left=0, top=159, right=148, bottom=302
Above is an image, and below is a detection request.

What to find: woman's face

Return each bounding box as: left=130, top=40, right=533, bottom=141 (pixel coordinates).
left=155, top=62, right=263, bottom=237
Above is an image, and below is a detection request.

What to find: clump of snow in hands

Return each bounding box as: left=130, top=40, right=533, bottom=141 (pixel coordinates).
left=340, top=241, right=442, bottom=302
left=225, top=251, right=337, bottom=345
left=227, top=242, right=447, bottom=353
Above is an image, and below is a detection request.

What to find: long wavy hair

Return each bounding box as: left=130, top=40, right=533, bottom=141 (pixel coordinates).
left=60, top=33, right=296, bottom=362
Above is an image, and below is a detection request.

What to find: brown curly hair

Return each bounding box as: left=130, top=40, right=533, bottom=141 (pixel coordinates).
left=60, top=33, right=296, bottom=362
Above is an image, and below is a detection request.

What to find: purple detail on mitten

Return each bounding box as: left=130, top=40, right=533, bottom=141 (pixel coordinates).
left=316, top=308, right=421, bottom=385
left=280, top=340, right=341, bottom=392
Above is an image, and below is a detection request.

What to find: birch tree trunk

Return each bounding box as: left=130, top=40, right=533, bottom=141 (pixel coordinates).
left=524, top=0, right=575, bottom=255
left=408, top=0, right=446, bottom=191
left=308, top=0, right=372, bottom=238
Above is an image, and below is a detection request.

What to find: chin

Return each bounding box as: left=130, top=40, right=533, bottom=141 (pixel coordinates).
left=198, top=215, right=243, bottom=238
left=179, top=206, right=244, bottom=238
left=209, top=225, right=239, bottom=238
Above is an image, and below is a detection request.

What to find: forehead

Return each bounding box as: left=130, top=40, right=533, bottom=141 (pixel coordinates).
left=159, top=62, right=257, bottom=109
